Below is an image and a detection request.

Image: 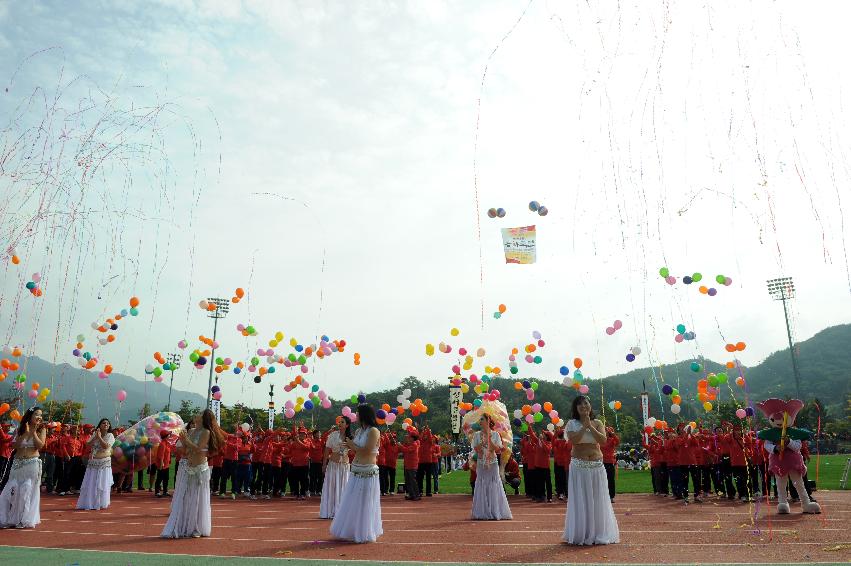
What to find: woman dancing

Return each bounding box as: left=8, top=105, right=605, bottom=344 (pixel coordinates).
left=0, top=406, right=46, bottom=528
left=329, top=404, right=383, bottom=543
left=76, top=418, right=115, bottom=510
left=320, top=416, right=351, bottom=519
left=471, top=413, right=513, bottom=520
left=562, top=395, right=619, bottom=545
left=161, top=409, right=225, bottom=538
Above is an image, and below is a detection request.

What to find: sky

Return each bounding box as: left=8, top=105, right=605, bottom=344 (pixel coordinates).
left=1, top=0, right=851, bottom=412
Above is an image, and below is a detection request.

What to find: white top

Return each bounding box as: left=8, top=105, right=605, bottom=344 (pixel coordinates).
left=18, top=434, right=35, bottom=448
left=326, top=431, right=348, bottom=456
left=565, top=419, right=596, bottom=444
left=89, top=432, right=115, bottom=455
left=353, top=426, right=378, bottom=453
left=472, top=430, right=502, bottom=467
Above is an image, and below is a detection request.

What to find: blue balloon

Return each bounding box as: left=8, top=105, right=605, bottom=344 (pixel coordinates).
left=376, top=409, right=387, bottom=419
left=390, top=408, right=397, bottom=415
left=321, top=335, right=329, bottom=343
left=513, top=418, right=522, bottom=426
left=522, top=380, right=531, bottom=389
left=233, top=367, right=241, bottom=374
left=295, top=344, right=304, bottom=352
left=662, top=384, right=673, bottom=395
left=683, top=276, right=693, bottom=285
left=304, top=400, right=314, bottom=410
left=120, top=309, right=129, bottom=317
left=357, top=393, right=366, bottom=403
left=267, top=366, right=276, bottom=374
left=559, top=366, right=569, bottom=376
left=626, top=353, right=636, bottom=362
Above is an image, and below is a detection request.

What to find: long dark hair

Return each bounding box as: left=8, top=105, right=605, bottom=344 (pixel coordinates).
left=18, top=406, right=42, bottom=436
left=339, top=415, right=353, bottom=439
left=357, top=403, right=378, bottom=428
left=570, top=395, right=595, bottom=421
left=96, top=418, right=112, bottom=434
left=201, top=409, right=226, bottom=453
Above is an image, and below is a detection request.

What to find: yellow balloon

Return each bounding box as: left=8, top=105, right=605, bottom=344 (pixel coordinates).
left=450, top=328, right=459, bottom=336
left=703, top=402, right=713, bottom=412
left=289, top=338, right=298, bottom=347
left=425, top=343, right=435, bottom=356
left=268, top=339, right=277, bottom=347
left=140, top=436, right=149, bottom=445
left=275, top=331, right=284, bottom=341
left=460, top=383, right=469, bottom=393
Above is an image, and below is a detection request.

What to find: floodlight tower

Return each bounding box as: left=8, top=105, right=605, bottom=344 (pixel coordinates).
left=766, top=277, right=801, bottom=399
left=205, top=298, right=230, bottom=407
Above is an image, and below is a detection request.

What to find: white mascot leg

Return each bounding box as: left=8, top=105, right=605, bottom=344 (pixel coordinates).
left=789, top=472, right=821, bottom=514
left=775, top=474, right=790, bottom=514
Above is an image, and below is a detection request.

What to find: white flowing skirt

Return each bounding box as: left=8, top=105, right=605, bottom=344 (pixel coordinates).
left=329, top=464, right=382, bottom=543
left=0, top=457, right=41, bottom=528
left=563, top=459, right=619, bottom=545
left=161, top=459, right=211, bottom=538
left=320, top=460, right=349, bottom=519
left=471, top=463, right=513, bottom=520
left=76, top=457, right=113, bottom=510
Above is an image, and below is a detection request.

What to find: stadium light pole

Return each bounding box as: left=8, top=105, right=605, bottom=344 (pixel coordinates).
left=205, top=298, right=230, bottom=407
left=766, top=277, right=801, bottom=399
left=165, top=352, right=181, bottom=412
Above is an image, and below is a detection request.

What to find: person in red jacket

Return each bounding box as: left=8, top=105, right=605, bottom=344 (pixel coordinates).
left=218, top=432, right=239, bottom=497
left=208, top=437, right=224, bottom=496
left=279, top=431, right=292, bottom=496
left=663, top=428, right=682, bottom=499
left=234, top=430, right=254, bottom=499
left=746, top=431, right=767, bottom=499
left=399, top=427, right=421, bottom=500
left=154, top=431, right=173, bottom=497
left=0, top=423, right=14, bottom=491
left=269, top=431, right=285, bottom=497
left=416, top=425, right=435, bottom=497
left=552, top=428, right=569, bottom=500
left=377, top=432, right=388, bottom=495
left=431, top=441, right=441, bottom=494
left=289, top=426, right=311, bottom=500
left=528, top=427, right=552, bottom=503
left=56, top=424, right=76, bottom=496
left=601, top=427, right=620, bottom=502
left=309, top=428, right=331, bottom=497
left=504, top=455, right=521, bottom=495
left=715, top=425, right=734, bottom=499
left=724, top=423, right=750, bottom=502
left=642, top=433, right=660, bottom=495
left=520, top=431, right=536, bottom=498
left=681, top=426, right=703, bottom=503
left=384, top=432, right=400, bottom=495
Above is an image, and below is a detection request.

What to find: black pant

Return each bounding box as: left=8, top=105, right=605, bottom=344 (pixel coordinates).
left=748, top=463, right=767, bottom=495
left=604, top=463, right=616, bottom=500
left=379, top=465, right=389, bottom=494
left=387, top=462, right=397, bottom=493
left=309, top=462, right=324, bottom=495
left=0, top=455, right=11, bottom=491
left=210, top=465, right=222, bottom=493
left=270, top=465, right=282, bottom=495
left=220, top=459, right=236, bottom=494
left=416, top=462, right=433, bottom=496
left=721, top=458, right=736, bottom=498
left=554, top=464, right=567, bottom=497
left=535, top=467, right=552, bottom=501
left=291, top=465, right=309, bottom=496
left=669, top=465, right=683, bottom=498
left=651, top=466, right=660, bottom=494
left=404, top=469, right=420, bottom=499
left=155, top=467, right=170, bottom=494
left=278, top=463, right=290, bottom=495
left=700, top=465, right=712, bottom=495
left=252, top=463, right=265, bottom=494
left=522, top=464, right=532, bottom=496
left=57, top=457, right=73, bottom=492
left=731, top=465, right=748, bottom=499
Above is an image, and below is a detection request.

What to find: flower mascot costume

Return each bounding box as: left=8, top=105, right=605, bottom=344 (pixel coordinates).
left=755, top=398, right=820, bottom=515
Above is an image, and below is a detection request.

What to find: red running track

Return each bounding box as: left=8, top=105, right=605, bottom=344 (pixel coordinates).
left=3, top=491, right=850, bottom=563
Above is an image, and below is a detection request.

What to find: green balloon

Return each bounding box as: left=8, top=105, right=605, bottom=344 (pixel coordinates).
left=288, top=353, right=297, bottom=362
left=510, top=366, right=519, bottom=374
left=520, top=422, right=528, bottom=432
left=717, top=373, right=728, bottom=384
left=351, top=395, right=358, bottom=404
left=298, top=355, right=307, bottom=365
left=659, top=267, right=670, bottom=277
left=480, top=383, right=489, bottom=392
left=533, top=355, right=542, bottom=364
left=189, top=352, right=199, bottom=362
left=251, top=356, right=260, bottom=366
left=676, top=324, right=686, bottom=334
left=215, top=357, right=224, bottom=365
left=708, top=375, right=719, bottom=387
left=153, top=367, right=163, bottom=377
left=715, top=275, right=725, bottom=284
left=692, top=273, right=702, bottom=282
left=246, top=326, right=255, bottom=334
left=534, top=412, right=544, bottom=423
left=493, top=312, right=501, bottom=319
left=531, top=382, right=539, bottom=390
left=690, top=362, right=701, bottom=372
left=671, top=388, right=679, bottom=397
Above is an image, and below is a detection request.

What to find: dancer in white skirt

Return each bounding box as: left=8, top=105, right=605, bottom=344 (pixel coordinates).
left=330, top=403, right=383, bottom=543
left=320, top=416, right=351, bottom=519
left=0, top=406, right=46, bottom=529
left=471, top=414, right=512, bottom=520
left=76, top=418, right=114, bottom=510
left=161, top=409, right=225, bottom=539
left=562, top=395, right=619, bottom=545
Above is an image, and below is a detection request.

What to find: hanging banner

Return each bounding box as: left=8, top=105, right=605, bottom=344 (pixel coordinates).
left=501, top=225, right=536, bottom=264
left=268, top=408, right=275, bottom=430
left=449, top=386, right=463, bottom=434
left=640, top=392, right=649, bottom=444
left=211, top=399, right=221, bottom=424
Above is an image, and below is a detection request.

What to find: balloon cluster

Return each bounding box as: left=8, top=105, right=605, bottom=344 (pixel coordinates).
left=112, top=412, right=184, bottom=474
left=470, top=374, right=500, bottom=404
left=340, top=402, right=360, bottom=422
left=284, top=385, right=330, bottom=418
left=493, top=303, right=507, bottom=319
left=607, top=400, right=622, bottom=411
left=605, top=319, right=623, bottom=335
left=71, top=334, right=98, bottom=370
left=188, top=347, right=211, bottom=370
left=72, top=297, right=141, bottom=375
left=486, top=207, right=507, bottom=218
left=377, top=402, right=400, bottom=425
left=724, top=341, right=747, bottom=353
left=659, top=267, right=732, bottom=296
left=400, top=417, right=415, bottom=430
left=661, top=383, right=683, bottom=414
left=696, top=373, right=725, bottom=411
left=625, top=345, right=641, bottom=362
left=562, top=358, right=588, bottom=393
left=513, top=378, right=539, bottom=400
left=8, top=246, right=21, bottom=265
left=643, top=416, right=670, bottom=434
left=513, top=401, right=562, bottom=432
left=1, top=345, right=23, bottom=382
left=518, top=331, right=546, bottom=367
left=198, top=299, right=222, bottom=312
left=284, top=374, right=310, bottom=392
left=213, top=356, right=234, bottom=376
left=211, top=385, right=223, bottom=401
left=674, top=323, right=696, bottom=343
left=353, top=352, right=361, bottom=366
left=231, top=287, right=245, bottom=304
left=26, top=381, right=51, bottom=402
left=735, top=406, right=755, bottom=419
left=236, top=323, right=258, bottom=337
left=25, top=272, right=43, bottom=297
left=528, top=200, right=548, bottom=216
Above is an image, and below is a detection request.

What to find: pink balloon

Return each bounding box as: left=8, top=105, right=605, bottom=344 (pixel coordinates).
left=537, top=340, right=545, bottom=348
left=256, top=349, right=264, bottom=356
left=724, top=277, right=732, bottom=286
left=469, top=374, right=478, bottom=382
left=154, top=376, right=164, bottom=383
left=666, top=276, right=676, bottom=285
left=508, top=355, right=516, bottom=362
left=531, top=403, right=542, bottom=413
left=549, top=410, right=559, bottom=418
left=213, top=391, right=222, bottom=400
left=116, top=390, right=127, bottom=402
left=321, top=400, right=332, bottom=409
left=445, top=345, right=452, bottom=354
left=451, top=365, right=460, bottom=374
left=459, top=348, right=467, bottom=356
left=284, top=408, right=295, bottom=418
left=385, top=412, right=396, bottom=423
left=526, top=389, right=535, bottom=400
left=236, top=324, right=245, bottom=331
left=605, top=327, right=615, bottom=335
left=579, top=384, right=589, bottom=394
left=300, top=365, right=309, bottom=373
left=524, top=354, right=534, bottom=363
left=223, top=357, right=232, bottom=365
left=674, top=334, right=684, bottom=343
left=27, top=390, right=38, bottom=399
left=525, top=414, right=534, bottom=423
left=613, top=319, right=623, bottom=330
left=735, top=408, right=747, bottom=419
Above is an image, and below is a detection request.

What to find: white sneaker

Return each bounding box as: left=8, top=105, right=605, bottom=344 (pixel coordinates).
left=264, top=495, right=271, bottom=500
left=249, top=495, right=257, bottom=500
left=231, top=493, right=236, bottom=500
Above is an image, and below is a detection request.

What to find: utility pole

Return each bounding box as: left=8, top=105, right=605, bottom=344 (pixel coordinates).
left=766, top=277, right=802, bottom=399
left=165, top=352, right=182, bottom=412
left=205, top=298, right=229, bottom=407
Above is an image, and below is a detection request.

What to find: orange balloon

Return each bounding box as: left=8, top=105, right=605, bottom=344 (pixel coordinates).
left=397, top=406, right=405, bottom=415
left=11, top=347, right=22, bottom=357
left=725, top=343, right=736, bottom=352
left=107, top=335, right=116, bottom=343
left=654, top=421, right=665, bottom=430
left=514, top=382, right=523, bottom=390
left=671, top=395, right=681, bottom=404
left=511, top=348, right=519, bottom=355
left=207, top=303, right=216, bottom=311
left=735, top=341, right=746, bottom=351
left=236, top=288, right=245, bottom=298
left=0, top=359, right=8, bottom=369
left=237, top=361, right=245, bottom=368
left=115, top=314, right=122, bottom=320
left=521, top=405, right=532, bottom=415
left=11, top=255, right=20, bottom=265
left=492, top=367, right=501, bottom=375
left=498, top=304, right=507, bottom=313
left=10, top=409, right=21, bottom=421
left=614, top=401, right=622, bottom=410
left=0, top=402, right=9, bottom=415
left=699, top=286, right=708, bottom=294
left=572, top=381, right=581, bottom=390
left=104, top=365, right=113, bottom=374
left=129, top=296, right=140, bottom=308
left=726, top=361, right=735, bottom=369
left=9, top=362, right=19, bottom=371
left=543, top=402, right=553, bottom=413
left=574, top=358, right=583, bottom=369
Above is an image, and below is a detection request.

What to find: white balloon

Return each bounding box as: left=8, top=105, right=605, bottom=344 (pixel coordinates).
left=631, top=346, right=642, bottom=355
left=401, top=422, right=409, bottom=430
left=402, top=400, right=411, bottom=410
left=513, top=409, right=522, bottom=419
left=144, top=364, right=154, bottom=373
left=557, top=419, right=564, bottom=427
left=403, top=388, right=411, bottom=397
left=670, top=404, right=681, bottom=414
left=99, top=338, right=108, bottom=345
left=240, top=423, right=250, bottom=432
left=91, top=322, right=99, bottom=329
left=645, top=417, right=657, bottom=427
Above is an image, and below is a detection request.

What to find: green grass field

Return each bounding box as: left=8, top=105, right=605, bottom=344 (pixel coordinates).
left=142, top=453, right=849, bottom=495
